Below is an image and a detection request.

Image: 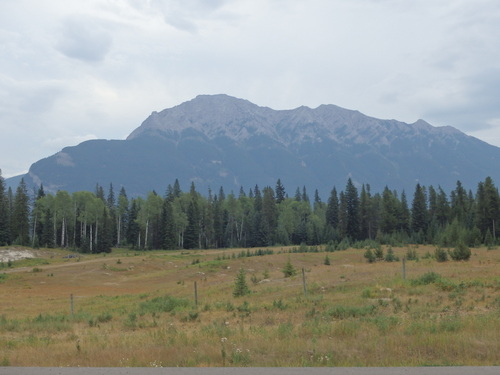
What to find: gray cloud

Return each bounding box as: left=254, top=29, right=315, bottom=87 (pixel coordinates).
left=1, top=0, right=500, bottom=178
left=56, top=15, right=112, bottom=62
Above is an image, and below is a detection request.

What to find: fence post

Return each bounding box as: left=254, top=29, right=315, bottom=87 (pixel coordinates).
left=402, top=257, right=406, bottom=281
left=302, top=268, right=307, bottom=297
left=70, top=294, right=74, bottom=317
left=194, top=281, right=198, bottom=308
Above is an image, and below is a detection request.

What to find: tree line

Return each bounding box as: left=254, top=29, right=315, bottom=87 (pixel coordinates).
left=1, top=169, right=499, bottom=253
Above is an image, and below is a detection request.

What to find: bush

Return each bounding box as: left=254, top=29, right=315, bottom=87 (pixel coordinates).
left=385, top=248, right=399, bottom=262
left=140, top=295, right=190, bottom=314
left=411, top=271, right=442, bottom=286
left=374, top=248, right=384, bottom=260
left=364, top=249, right=376, bottom=263
left=323, top=255, right=331, bottom=265
left=449, top=242, right=471, bottom=261
left=406, top=247, right=419, bottom=261
left=434, top=247, right=448, bottom=262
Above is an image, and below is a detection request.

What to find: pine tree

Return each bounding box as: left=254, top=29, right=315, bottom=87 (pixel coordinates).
left=233, top=268, right=250, bottom=297
left=282, top=257, right=297, bottom=277
left=475, top=177, right=500, bottom=240
left=0, top=170, right=11, bottom=245
left=161, top=199, right=176, bottom=249
left=344, top=178, right=360, bottom=240
left=96, top=207, right=113, bottom=253
left=126, top=199, right=140, bottom=248
left=325, top=187, right=339, bottom=230
left=411, top=183, right=428, bottom=239
left=275, top=179, right=286, bottom=204
left=12, top=179, right=30, bottom=245
left=184, top=199, right=200, bottom=249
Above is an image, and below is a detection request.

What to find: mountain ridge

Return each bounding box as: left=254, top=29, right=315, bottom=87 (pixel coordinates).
left=7, top=94, right=500, bottom=197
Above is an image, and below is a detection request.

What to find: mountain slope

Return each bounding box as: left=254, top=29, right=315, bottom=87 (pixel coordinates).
left=11, top=94, right=500, bottom=196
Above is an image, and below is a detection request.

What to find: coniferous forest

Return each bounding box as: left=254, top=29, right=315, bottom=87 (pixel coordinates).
left=1, top=169, right=499, bottom=254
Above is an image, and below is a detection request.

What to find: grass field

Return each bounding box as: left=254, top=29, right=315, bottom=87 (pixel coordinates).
left=0, top=244, right=498, bottom=367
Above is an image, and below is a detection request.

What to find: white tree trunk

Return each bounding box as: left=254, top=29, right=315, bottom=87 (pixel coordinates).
left=90, top=224, right=93, bottom=253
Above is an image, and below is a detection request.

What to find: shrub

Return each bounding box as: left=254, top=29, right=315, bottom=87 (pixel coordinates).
left=434, top=247, right=448, bottom=262
left=449, top=242, right=471, bottom=261
left=411, top=271, right=442, bottom=286
left=406, top=247, right=419, bottom=261
left=364, top=249, right=376, bottom=263
left=140, top=295, right=190, bottom=314
left=323, top=255, right=331, bottom=265
left=385, top=248, right=399, bottom=262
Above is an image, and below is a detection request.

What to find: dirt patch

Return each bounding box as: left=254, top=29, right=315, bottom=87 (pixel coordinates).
left=0, top=248, right=37, bottom=262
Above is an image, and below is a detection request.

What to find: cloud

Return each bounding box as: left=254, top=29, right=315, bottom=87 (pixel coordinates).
left=56, top=15, right=113, bottom=62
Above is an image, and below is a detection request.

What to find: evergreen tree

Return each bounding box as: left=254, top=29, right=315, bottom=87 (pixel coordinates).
left=294, top=187, right=302, bottom=202
left=359, top=184, right=373, bottom=239
left=95, top=183, right=105, bottom=202
left=399, top=190, right=411, bottom=234
left=302, top=186, right=309, bottom=203
left=0, top=170, right=11, bottom=245
left=161, top=198, right=176, bottom=249
left=173, top=179, right=182, bottom=198
left=282, top=257, right=297, bottom=277
left=313, top=189, right=323, bottom=213
left=126, top=199, right=140, bottom=248
left=12, top=179, right=30, bottom=245
left=261, top=186, right=278, bottom=245
left=275, top=179, right=286, bottom=204
left=41, top=207, right=55, bottom=248
left=380, top=187, right=398, bottom=234
left=411, top=183, right=428, bottom=239
left=96, top=207, right=113, bottom=253
left=475, top=177, right=500, bottom=240
left=233, top=268, right=250, bottom=297
left=116, top=187, right=129, bottom=247
left=325, top=187, right=339, bottom=230
left=451, top=180, right=468, bottom=225
left=343, top=178, right=360, bottom=240
left=436, top=186, right=450, bottom=227
left=184, top=186, right=200, bottom=249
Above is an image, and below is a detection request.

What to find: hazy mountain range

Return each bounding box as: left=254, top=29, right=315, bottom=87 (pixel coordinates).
left=7, top=94, right=500, bottom=197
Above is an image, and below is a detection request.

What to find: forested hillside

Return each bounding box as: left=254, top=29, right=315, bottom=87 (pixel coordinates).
left=1, top=169, right=499, bottom=253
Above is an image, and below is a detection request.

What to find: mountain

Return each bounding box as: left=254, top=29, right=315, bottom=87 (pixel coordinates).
left=9, top=94, right=500, bottom=197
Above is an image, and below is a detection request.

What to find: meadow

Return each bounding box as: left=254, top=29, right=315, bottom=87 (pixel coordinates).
left=0, top=244, right=498, bottom=367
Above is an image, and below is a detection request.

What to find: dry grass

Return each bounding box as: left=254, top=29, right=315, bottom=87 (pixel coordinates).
left=0, top=245, right=498, bottom=367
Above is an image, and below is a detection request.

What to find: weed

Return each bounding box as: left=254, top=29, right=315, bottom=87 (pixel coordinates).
left=181, top=311, right=199, bottom=322
left=326, top=305, right=377, bottom=319
left=272, top=299, right=287, bottom=310
left=411, top=271, right=442, bottom=286
left=140, top=295, right=190, bottom=314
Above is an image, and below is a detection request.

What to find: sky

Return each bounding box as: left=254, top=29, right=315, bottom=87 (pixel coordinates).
left=1, top=0, right=500, bottom=178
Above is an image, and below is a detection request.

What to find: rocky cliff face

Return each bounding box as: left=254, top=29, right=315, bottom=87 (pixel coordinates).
left=12, top=94, right=500, bottom=196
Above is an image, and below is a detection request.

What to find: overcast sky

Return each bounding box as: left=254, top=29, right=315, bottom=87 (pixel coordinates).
left=1, top=0, right=500, bottom=178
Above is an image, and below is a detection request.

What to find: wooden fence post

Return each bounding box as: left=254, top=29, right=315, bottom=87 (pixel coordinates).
left=194, top=281, right=198, bottom=308
left=302, top=268, right=307, bottom=297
